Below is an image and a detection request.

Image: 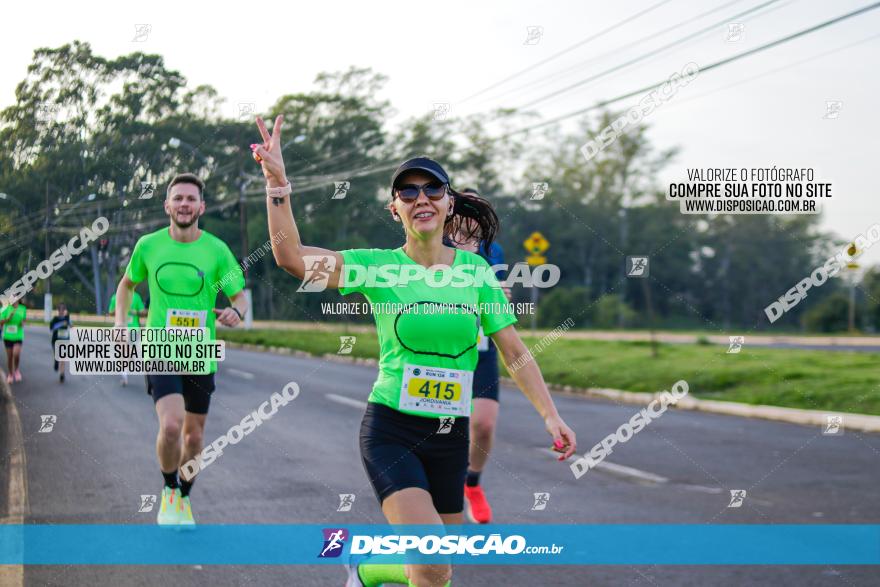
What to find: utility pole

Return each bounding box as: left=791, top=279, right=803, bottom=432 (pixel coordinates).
left=239, top=173, right=249, bottom=277
left=846, top=242, right=859, bottom=332
left=44, top=180, right=52, bottom=322
left=523, top=232, right=550, bottom=335
left=641, top=278, right=658, bottom=358
left=93, top=202, right=103, bottom=315
left=239, top=173, right=253, bottom=329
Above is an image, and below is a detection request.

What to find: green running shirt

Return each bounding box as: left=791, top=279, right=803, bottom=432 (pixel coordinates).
left=339, top=247, right=517, bottom=418
left=125, top=228, right=244, bottom=373
left=1, top=304, right=26, bottom=342
left=109, top=291, right=145, bottom=327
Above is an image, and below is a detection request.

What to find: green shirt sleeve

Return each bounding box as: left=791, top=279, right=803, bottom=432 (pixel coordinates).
left=477, top=258, right=517, bottom=335
left=217, top=242, right=245, bottom=298
left=339, top=249, right=374, bottom=296
left=126, top=239, right=147, bottom=283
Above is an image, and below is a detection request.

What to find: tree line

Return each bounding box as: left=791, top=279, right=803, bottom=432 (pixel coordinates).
left=1, top=42, right=877, bottom=332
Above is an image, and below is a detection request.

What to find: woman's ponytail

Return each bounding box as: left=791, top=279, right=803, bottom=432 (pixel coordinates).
left=445, top=188, right=500, bottom=247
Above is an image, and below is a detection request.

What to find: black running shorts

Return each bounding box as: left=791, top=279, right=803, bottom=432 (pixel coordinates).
left=473, top=347, right=500, bottom=402
left=359, top=401, right=469, bottom=514
left=147, top=373, right=215, bottom=415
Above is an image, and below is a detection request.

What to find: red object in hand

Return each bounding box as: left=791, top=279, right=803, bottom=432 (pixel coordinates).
left=552, top=439, right=567, bottom=459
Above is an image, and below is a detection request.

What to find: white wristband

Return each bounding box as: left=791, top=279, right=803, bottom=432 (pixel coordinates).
left=266, top=182, right=292, bottom=199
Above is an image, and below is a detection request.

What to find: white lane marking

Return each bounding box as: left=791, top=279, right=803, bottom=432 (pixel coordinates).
left=227, top=368, right=255, bottom=380
left=542, top=450, right=743, bottom=496
left=680, top=484, right=724, bottom=494
left=326, top=393, right=368, bottom=409
left=540, top=448, right=668, bottom=484
left=594, top=460, right=669, bottom=484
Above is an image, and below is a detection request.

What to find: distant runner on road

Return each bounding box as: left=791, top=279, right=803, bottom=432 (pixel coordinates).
left=109, top=290, right=145, bottom=386
left=446, top=197, right=510, bottom=525
left=49, top=303, right=71, bottom=384
left=1, top=299, right=26, bottom=384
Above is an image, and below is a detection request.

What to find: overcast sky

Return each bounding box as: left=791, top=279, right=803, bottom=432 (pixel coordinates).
left=2, top=0, right=879, bottom=264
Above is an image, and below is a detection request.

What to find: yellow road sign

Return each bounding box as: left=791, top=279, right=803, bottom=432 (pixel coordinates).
left=523, top=231, right=549, bottom=255
left=526, top=254, right=546, bottom=266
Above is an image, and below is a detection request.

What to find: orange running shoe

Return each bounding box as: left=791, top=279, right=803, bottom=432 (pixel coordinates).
left=464, top=484, right=492, bottom=524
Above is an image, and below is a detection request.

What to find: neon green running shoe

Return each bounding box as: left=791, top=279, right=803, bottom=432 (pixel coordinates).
left=177, top=495, right=196, bottom=527
left=157, top=486, right=181, bottom=525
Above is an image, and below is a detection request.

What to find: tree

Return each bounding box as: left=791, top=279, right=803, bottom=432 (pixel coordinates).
left=859, top=268, right=880, bottom=332
left=802, top=292, right=850, bottom=332
left=0, top=42, right=230, bottom=313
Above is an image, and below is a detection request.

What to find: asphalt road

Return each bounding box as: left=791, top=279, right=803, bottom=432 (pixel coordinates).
left=2, top=326, right=879, bottom=586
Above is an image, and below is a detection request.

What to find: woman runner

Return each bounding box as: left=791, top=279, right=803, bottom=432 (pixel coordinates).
left=253, top=115, right=576, bottom=587
left=1, top=299, right=27, bottom=384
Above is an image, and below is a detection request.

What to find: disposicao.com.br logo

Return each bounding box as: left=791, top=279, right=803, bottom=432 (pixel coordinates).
left=323, top=528, right=563, bottom=557
left=318, top=528, right=348, bottom=558
left=342, top=263, right=560, bottom=289
left=298, top=257, right=561, bottom=292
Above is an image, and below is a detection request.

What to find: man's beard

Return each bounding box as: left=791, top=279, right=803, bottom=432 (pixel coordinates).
left=171, top=210, right=200, bottom=229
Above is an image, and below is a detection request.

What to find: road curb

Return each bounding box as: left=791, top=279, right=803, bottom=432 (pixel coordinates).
left=224, top=342, right=880, bottom=433
left=0, top=369, right=27, bottom=587
left=501, top=378, right=880, bottom=433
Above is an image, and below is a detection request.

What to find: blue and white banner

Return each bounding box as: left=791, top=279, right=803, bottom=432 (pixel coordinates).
left=1, top=525, right=878, bottom=565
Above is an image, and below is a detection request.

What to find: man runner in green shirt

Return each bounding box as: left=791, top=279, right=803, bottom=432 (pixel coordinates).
left=113, top=172, right=248, bottom=526
left=108, top=290, right=145, bottom=386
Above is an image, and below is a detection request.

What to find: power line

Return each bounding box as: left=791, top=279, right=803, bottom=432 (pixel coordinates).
left=662, top=31, right=880, bottom=111
left=0, top=152, right=395, bottom=246
left=472, top=0, right=748, bottom=107
left=34, top=156, right=404, bottom=237
left=458, top=0, right=676, bottom=104
left=498, top=1, right=880, bottom=138
left=8, top=2, right=876, bottom=257
left=515, top=0, right=783, bottom=110
left=287, top=135, right=386, bottom=177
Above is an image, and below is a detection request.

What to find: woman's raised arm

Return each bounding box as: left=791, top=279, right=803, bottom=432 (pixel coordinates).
left=253, top=115, right=344, bottom=289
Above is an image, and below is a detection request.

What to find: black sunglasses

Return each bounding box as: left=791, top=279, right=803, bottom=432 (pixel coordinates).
left=393, top=181, right=448, bottom=202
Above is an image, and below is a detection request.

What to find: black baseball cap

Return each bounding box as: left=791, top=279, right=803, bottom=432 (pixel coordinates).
left=391, top=157, right=450, bottom=191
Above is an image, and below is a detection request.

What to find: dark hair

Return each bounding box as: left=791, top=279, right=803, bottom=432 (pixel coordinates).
left=166, top=173, right=205, bottom=199
left=445, top=187, right=499, bottom=247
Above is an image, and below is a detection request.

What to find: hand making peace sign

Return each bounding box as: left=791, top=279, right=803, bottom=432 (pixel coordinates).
left=251, top=116, right=287, bottom=188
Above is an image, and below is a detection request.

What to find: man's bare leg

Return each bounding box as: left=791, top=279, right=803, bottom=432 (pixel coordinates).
left=178, top=411, right=206, bottom=497
left=155, top=394, right=185, bottom=474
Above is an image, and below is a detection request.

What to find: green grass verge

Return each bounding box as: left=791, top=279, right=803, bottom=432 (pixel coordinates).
left=219, top=328, right=880, bottom=416
left=222, top=327, right=381, bottom=361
